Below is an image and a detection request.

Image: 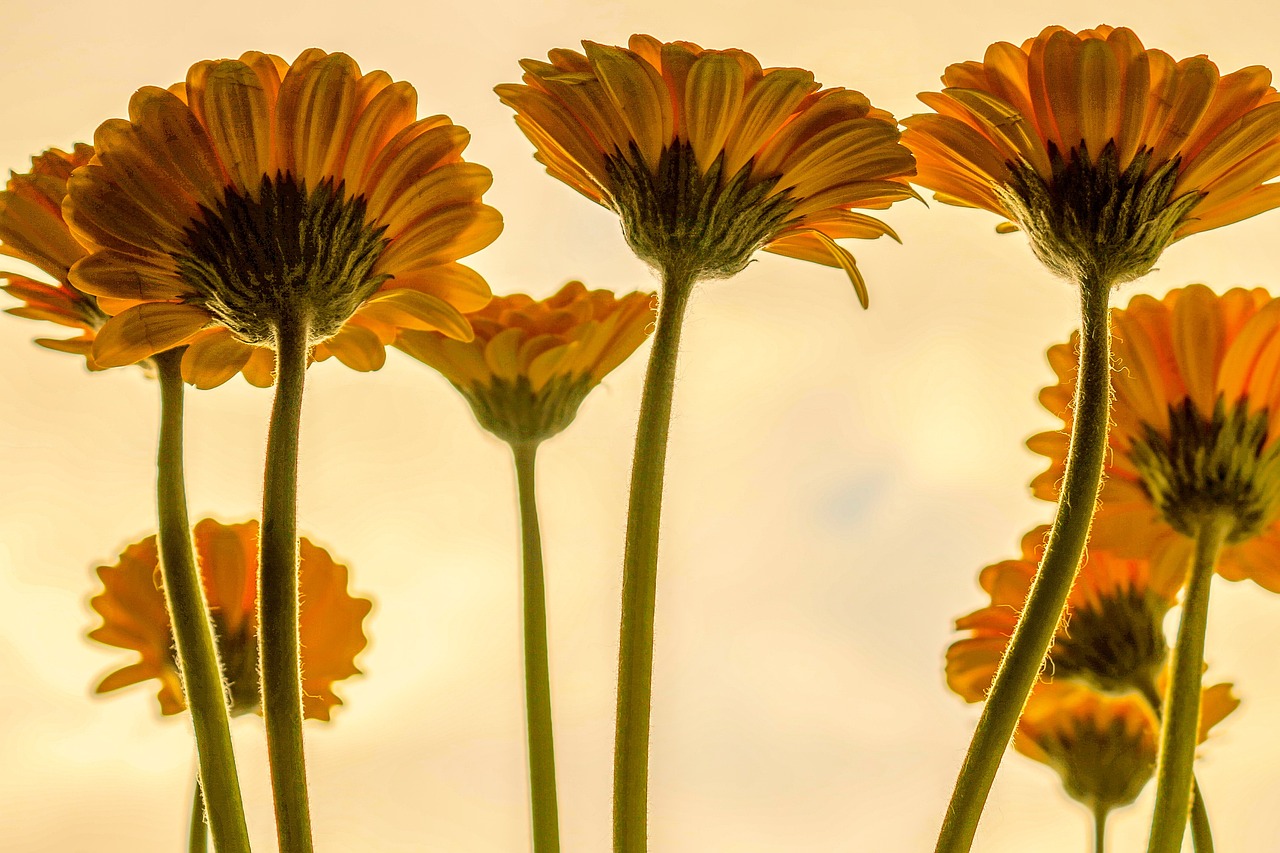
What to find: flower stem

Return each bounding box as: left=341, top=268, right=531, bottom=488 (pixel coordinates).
left=155, top=350, right=251, bottom=853
left=1135, top=677, right=1215, bottom=852
left=613, top=269, right=695, bottom=852
left=190, top=776, right=208, bottom=853
left=1147, top=515, right=1229, bottom=853
left=934, top=272, right=1113, bottom=853
left=1093, top=803, right=1109, bottom=853
left=260, top=317, right=314, bottom=853
left=512, top=440, right=561, bottom=853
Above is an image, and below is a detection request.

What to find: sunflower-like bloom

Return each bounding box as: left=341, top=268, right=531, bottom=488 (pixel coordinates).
left=903, top=26, right=1280, bottom=283
left=64, top=49, right=500, bottom=388
left=947, top=527, right=1184, bottom=700
left=398, top=281, right=653, bottom=443
left=1015, top=681, right=1238, bottom=816
left=496, top=35, right=916, bottom=304
left=1030, top=285, right=1280, bottom=591
left=89, top=519, right=371, bottom=721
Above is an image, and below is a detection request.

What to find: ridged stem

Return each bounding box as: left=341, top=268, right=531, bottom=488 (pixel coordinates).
left=934, top=272, right=1113, bottom=852
left=612, top=269, right=695, bottom=852
left=259, top=317, right=314, bottom=853
left=1135, top=678, right=1216, bottom=852
left=155, top=350, right=251, bottom=853
left=512, top=440, right=561, bottom=852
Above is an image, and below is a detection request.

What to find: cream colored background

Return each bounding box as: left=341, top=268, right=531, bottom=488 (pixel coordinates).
left=2, top=0, right=1279, bottom=850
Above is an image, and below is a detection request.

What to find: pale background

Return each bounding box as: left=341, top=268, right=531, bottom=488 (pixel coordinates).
left=2, top=0, right=1279, bottom=850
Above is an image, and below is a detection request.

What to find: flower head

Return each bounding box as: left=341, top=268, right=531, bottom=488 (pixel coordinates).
left=89, top=518, right=371, bottom=721
left=496, top=35, right=917, bottom=304
left=64, top=49, right=501, bottom=388
left=903, top=26, right=1280, bottom=283
left=1030, top=285, right=1280, bottom=591
left=398, top=281, right=653, bottom=443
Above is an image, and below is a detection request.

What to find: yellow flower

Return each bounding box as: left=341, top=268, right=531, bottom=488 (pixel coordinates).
left=398, top=281, right=653, bottom=443
left=89, top=518, right=371, bottom=721
left=496, top=35, right=917, bottom=304
left=1015, top=680, right=1238, bottom=814
left=903, top=26, right=1280, bottom=283
left=64, top=49, right=500, bottom=388
left=947, top=527, right=1183, bottom=700
left=1030, top=285, right=1280, bottom=591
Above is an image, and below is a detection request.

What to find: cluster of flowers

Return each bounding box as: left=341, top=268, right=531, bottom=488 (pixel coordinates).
left=4, top=22, right=1280, bottom=853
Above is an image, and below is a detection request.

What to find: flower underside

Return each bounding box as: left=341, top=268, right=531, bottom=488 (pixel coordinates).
left=1051, top=588, right=1167, bottom=693
left=460, top=374, right=594, bottom=444
left=1039, top=712, right=1154, bottom=812
left=177, top=172, right=389, bottom=344
left=1130, top=398, right=1280, bottom=542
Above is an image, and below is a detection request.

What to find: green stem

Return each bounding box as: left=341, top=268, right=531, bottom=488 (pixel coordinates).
left=1147, top=516, right=1229, bottom=853
left=934, top=273, right=1113, bottom=853
left=512, top=441, right=561, bottom=853
left=613, top=269, right=695, bottom=852
left=155, top=350, right=251, bottom=853
left=1093, top=803, right=1109, bottom=853
left=189, top=776, right=208, bottom=853
left=259, top=317, right=314, bottom=853
left=1135, top=678, right=1216, bottom=853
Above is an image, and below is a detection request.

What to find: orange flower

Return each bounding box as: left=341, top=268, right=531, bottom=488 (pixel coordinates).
left=903, top=26, right=1280, bottom=283
left=1029, top=285, right=1280, bottom=591
left=89, top=519, right=371, bottom=721
left=64, top=49, right=500, bottom=388
left=398, top=281, right=653, bottom=443
left=496, top=35, right=916, bottom=303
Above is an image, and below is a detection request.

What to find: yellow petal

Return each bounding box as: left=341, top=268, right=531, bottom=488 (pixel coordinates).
left=684, top=52, right=746, bottom=173
left=181, top=328, right=255, bottom=389
left=358, top=288, right=474, bottom=340
left=92, top=302, right=210, bottom=367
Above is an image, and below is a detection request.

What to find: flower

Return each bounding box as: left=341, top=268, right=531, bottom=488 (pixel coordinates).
left=1014, top=680, right=1238, bottom=815
left=903, top=26, right=1280, bottom=283
left=64, top=49, right=501, bottom=388
left=495, top=35, right=917, bottom=304
left=397, top=281, right=653, bottom=443
left=1029, top=285, right=1280, bottom=591
left=947, top=527, right=1184, bottom=699
left=89, top=518, right=371, bottom=721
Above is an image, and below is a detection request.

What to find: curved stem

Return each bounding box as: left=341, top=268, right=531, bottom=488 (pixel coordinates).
left=613, top=270, right=695, bottom=852
left=259, top=317, right=314, bottom=853
left=1135, top=677, right=1216, bottom=853
left=155, top=350, right=252, bottom=853
left=512, top=441, right=561, bottom=852
left=189, top=776, right=208, bottom=853
left=934, top=273, right=1113, bottom=853
left=1093, top=803, right=1109, bottom=853
left=1147, top=516, right=1229, bottom=853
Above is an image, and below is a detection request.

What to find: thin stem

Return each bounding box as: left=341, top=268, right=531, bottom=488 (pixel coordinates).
left=155, top=350, right=252, bottom=853
left=613, top=269, right=695, bottom=852
left=934, top=273, right=1113, bottom=853
left=512, top=440, right=561, bottom=853
left=1093, top=803, right=1109, bottom=853
left=189, top=776, right=208, bottom=853
left=259, top=317, right=314, bottom=853
left=1135, top=678, right=1216, bottom=853
left=1147, top=515, right=1230, bottom=853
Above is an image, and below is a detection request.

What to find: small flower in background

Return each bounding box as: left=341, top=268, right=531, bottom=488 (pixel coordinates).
left=1030, top=285, right=1280, bottom=592
left=89, top=519, right=371, bottom=721
left=398, top=281, right=653, bottom=444
left=496, top=34, right=917, bottom=304
left=64, top=49, right=500, bottom=387
left=903, top=25, right=1280, bottom=284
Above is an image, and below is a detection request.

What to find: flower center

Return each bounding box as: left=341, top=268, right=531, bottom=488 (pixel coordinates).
left=1036, top=712, right=1154, bottom=812
left=604, top=141, right=798, bottom=281
left=1050, top=588, right=1167, bottom=693
left=997, top=142, right=1200, bottom=284
left=1129, top=398, right=1280, bottom=542
left=176, top=172, right=390, bottom=344
left=461, top=374, right=594, bottom=444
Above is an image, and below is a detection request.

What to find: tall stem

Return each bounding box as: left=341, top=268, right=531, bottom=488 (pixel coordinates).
left=155, top=350, right=252, bottom=853
left=934, top=273, right=1113, bottom=852
left=189, top=776, right=209, bottom=853
left=259, top=317, right=314, bottom=853
left=1147, top=516, right=1229, bottom=853
left=1093, top=803, right=1109, bottom=853
left=512, top=441, right=561, bottom=852
left=613, top=269, right=695, bottom=852
left=1135, top=678, right=1216, bottom=853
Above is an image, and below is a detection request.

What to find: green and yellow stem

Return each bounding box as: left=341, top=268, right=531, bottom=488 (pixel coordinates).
left=613, top=268, right=696, bottom=852
left=1093, top=803, right=1109, bottom=853
left=190, top=776, right=209, bottom=853
left=155, top=350, right=252, bottom=853
left=1136, top=678, right=1216, bottom=852
left=935, top=272, right=1113, bottom=853
left=259, top=316, right=314, bottom=853
left=1147, top=515, right=1230, bottom=853
left=512, top=440, right=561, bottom=852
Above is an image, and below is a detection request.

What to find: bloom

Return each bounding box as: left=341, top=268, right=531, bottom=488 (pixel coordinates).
left=64, top=49, right=500, bottom=388
left=903, top=26, right=1280, bottom=283
left=89, top=518, right=371, bottom=720
left=1029, top=285, right=1280, bottom=591
left=397, top=281, right=653, bottom=443
left=496, top=35, right=917, bottom=303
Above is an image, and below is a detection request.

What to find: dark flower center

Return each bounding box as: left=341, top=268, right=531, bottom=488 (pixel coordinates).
left=457, top=373, right=594, bottom=444
left=1050, top=587, right=1168, bottom=693
left=1036, top=712, right=1154, bottom=812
